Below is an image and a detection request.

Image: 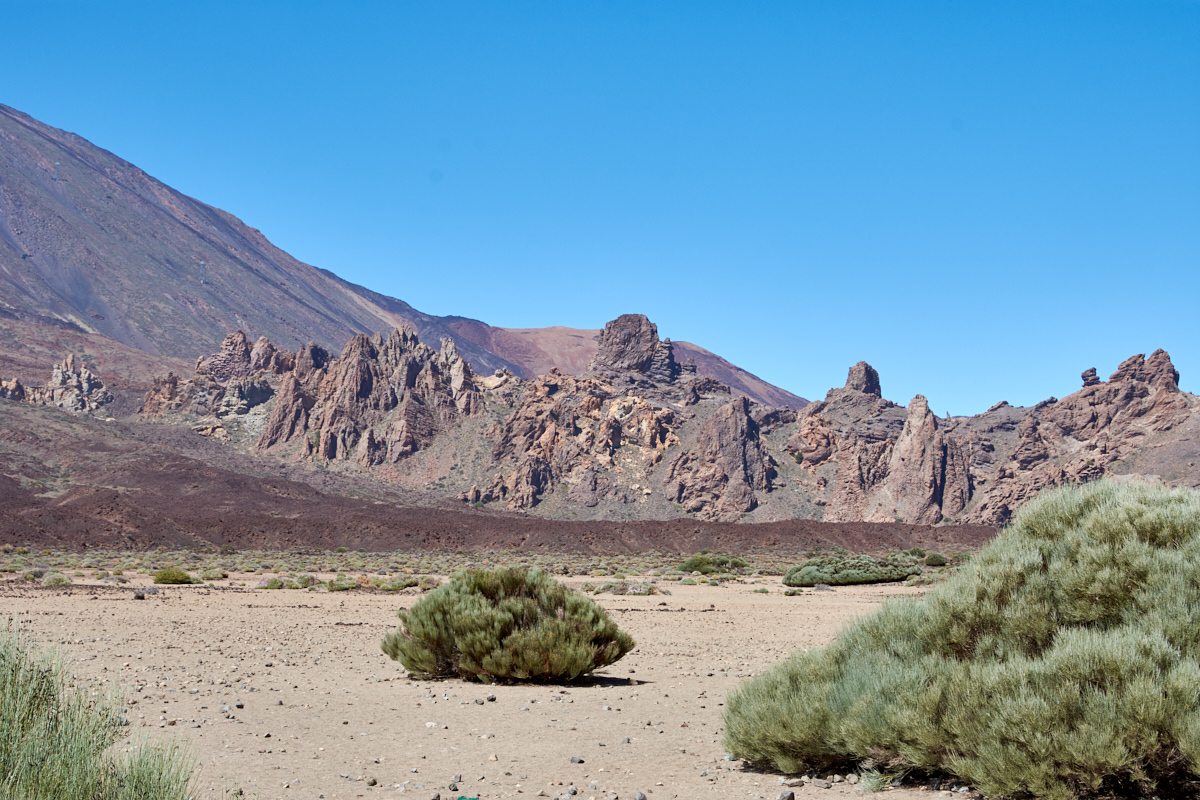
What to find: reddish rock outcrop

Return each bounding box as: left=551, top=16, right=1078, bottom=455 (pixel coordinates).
left=257, top=328, right=483, bottom=464
left=961, top=350, right=1193, bottom=525
left=663, top=397, right=776, bottom=521
left=590, top=314, right=667, bottom=374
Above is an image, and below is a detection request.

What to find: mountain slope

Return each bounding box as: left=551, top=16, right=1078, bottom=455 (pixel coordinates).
left=0, top=103, right=804, bottom=407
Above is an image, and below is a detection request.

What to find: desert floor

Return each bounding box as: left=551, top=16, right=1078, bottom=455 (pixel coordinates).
left=2, top=574, right=949, bottom=800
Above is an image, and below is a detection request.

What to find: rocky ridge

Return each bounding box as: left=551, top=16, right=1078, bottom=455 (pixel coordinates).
left=124, top=317, right=1200, bottom=525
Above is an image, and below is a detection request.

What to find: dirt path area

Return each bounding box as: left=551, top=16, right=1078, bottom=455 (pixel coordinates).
left=3, top=576, right=944, bottom=800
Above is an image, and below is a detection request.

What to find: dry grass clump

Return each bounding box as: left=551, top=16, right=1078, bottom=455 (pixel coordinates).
left=724, top=480, right=1200, bottom=800
left=781, top=552, right=921, bottom=586
left=382, top=567, right=635, bottom=683
left=0, top=623, right=193, bottom=799
left=593, top=580, right=666, bottom=596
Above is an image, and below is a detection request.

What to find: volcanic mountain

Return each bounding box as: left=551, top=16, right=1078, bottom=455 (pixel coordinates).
left=0, top=103, right=802, bottom=408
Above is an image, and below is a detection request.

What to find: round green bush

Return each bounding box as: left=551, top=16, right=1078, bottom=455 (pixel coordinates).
left=781, top=553, right=921, bottom=586
left=724, top=480, right=1200, bottom=799
left=923, top=551, right=947, bottom=567
left=382, top=567, right=635, bottom=682
left=41, top=572, right=71, bottom=587
left=152, top=567, right=193, bottom=585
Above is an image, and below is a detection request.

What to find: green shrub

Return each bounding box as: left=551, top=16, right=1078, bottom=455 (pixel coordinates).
left=41, top=572, right=71, bottom=587
left=781, top=553, right=921, bottom=587
left=923, top=552, right=947, bottom=567
left=0, top=623, right=193, bottom=798
left=200, top=568, right=228, bottom=580
left=152, top=568, right=194, bottom=585
left=679, top=553, right=749, bottom=575
left=905, top=547, right=926, bottom=558
left=382, top=567, right=635, bottom=682
left=724, top=480, right=1200, bottom=800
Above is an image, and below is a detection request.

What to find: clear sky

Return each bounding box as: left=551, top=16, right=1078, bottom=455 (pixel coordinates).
left=5, top=1, right=1197, bottom=413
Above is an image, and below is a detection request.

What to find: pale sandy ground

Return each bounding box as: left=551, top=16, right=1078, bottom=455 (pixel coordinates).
left=2, top=575, right=949, bottom=800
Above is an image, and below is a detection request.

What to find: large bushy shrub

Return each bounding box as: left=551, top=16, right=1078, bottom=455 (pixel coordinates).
left=781, top=553, right=921, bottom=586
left=381, top=567, right=635, bottom=682
left=724, top=481, right=1200, bottom=800
left=152, top=567, right=194, bottom=585
left=679, top=553, right=749, bottom=574
left=0, top=623, right=193, bottom=799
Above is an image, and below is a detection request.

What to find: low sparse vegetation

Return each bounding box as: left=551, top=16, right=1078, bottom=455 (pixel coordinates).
left=725, top=480, right=1200, bottom=800
left=679, top=552, right=749, bottom=575
left=382, top=567, right=635, bottom=682
left=781, top=553, right=922, bottom=586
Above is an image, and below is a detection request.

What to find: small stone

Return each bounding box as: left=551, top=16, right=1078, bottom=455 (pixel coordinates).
left=812, top=779, right=832, bottom=789
left=487, top=694, right=496, bottom=702
left=367, top=778, right=377, bottom=786
left=724, top=754, right=736, bottom=761
left=448, top=783, right=458, bottom=792
left=633, top=794, right=646, bottom=800
left=489, top=754, right=499, bottom=761
left=621, top=738, right=630, bottom=744
left=776, top=792, right=796, bottom=800
left=235, top=702, right=244, bottom=709
left=570, top=756, right=585, bottom=764
left=846, top=774, right=859, bottom=785
left=133, top=591, right=145, bottom=600
left=454, top=774, right=462, bottom=783
left=474, top=698, right=485, bottom=705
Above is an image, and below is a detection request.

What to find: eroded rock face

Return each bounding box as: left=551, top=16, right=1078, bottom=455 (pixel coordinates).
left=258, top=328, right=483, bottom=464
left=196, top=331, right=254, bottom=382
left=469, top=370, right=689, bottom=511
left=2, top=355, right=115, bottom=413
left=845, top=361, right=882, bottom=396
left=590, top=314, right=665, bottom=374
left=141, top=317, right=1197, bottom=527
left=961, top=350, right=1193, bottom=525
left=664, top=396, right=775, bottom=521
left=809, top=349, right=1195, bottom=527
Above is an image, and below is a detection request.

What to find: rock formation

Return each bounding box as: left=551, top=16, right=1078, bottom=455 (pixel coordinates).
left=663, top=396, right=776, bottom=521
left=0, top=355, right=113, bottom=413
left=960, top=350, right=1193, bottom=525
left=138, top=316, right=1198, bottom=527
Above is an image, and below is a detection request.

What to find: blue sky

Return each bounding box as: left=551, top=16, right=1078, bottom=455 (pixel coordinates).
left=5, top=1, right=1197, bottom=413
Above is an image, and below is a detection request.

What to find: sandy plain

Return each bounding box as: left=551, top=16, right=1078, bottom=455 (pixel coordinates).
left=2, top=574, right=945, bottom=800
